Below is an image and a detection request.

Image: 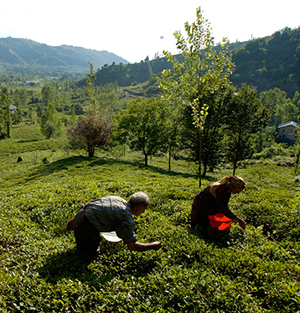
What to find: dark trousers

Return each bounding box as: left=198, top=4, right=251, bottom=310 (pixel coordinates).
left=73, top=209, right=101, bottom=256
left=191, top=212, right=210, bottom=229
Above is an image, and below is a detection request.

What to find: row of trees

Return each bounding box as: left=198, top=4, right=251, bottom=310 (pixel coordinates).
left=260, top=88, right=300, bottom=127
left=1, top=8, right=299, bottom=186
left=112, top=85, right=268, bottom=176
left=62, top=8, right=269, bottom=188
left=4, top=74, right=299, bottom=132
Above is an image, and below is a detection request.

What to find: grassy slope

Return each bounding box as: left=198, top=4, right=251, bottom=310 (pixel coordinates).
left=0, top=124, right=299, bottom=312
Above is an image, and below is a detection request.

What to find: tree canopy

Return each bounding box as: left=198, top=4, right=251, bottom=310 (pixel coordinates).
left=112, top=97, right=167, bottom=166
left=159, top=7, right=234, bottom=185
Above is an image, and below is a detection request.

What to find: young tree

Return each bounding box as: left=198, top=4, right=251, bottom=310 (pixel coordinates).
left=40, top=103, right=62, bottom=139
left=41, top=85, right=55, bottom=107
left=224, top=84, right=269, bottom=175
left=1, top=87, right=11, bottom=138
left=293, top=91, right=300, bottom=110
left=86, top=62, right=98, bottom=112
left=66, top=63, right=111, bottom=157
left=0, top=108, right=6, bottom=138
left=159, top=7, right=234, bottom=186
left=112, top=97, right=167, bottom=166
left=159, top=69, right=184, bottom=170
left=28, top=107, right=34, bottom=124
left=279, top=100, right=299, bottom=124
left=12, top=107, right=22, bottom=125
left=259, top=88, right=290, bottom=127
left=13, top=88, right=28, bottom=107
left=70, top=103, right=76, bottom=125
left=67, top=112, right=111, bottom=157
left=98, top=92, right=120, bottom=116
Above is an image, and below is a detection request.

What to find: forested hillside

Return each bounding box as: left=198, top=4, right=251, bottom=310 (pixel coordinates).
left=230, top=27, right=300, bottom=98
left=0, top=37, right=129, bottom=74
left=79, top=27, right=300, bottom=98
left=1, top=27, right=299, bottom=98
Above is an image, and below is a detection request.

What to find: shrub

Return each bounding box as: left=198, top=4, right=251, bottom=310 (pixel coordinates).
left=67, top=113, right=111, bottom=157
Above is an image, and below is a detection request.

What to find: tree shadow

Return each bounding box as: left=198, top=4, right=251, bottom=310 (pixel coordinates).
left=89, top=157, right=197, bottom=180
left=17, top=139, right=40, bottom=143
left=25, top=155, right=198, bottom=182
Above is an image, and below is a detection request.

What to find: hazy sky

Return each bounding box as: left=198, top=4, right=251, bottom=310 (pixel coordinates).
left=0, top=0, right=299, bottom=63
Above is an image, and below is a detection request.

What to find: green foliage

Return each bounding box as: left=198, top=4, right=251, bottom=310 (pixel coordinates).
left=1, top=21, right=300, bottom=313
left=112, top=97, right=167, bottom=166
left=86, top=63, right=98, bottom=112
left=230, top=27, right=300, bottom=98
left=0, top=142, right=299, bottom=312
left=0, top=87, right=11, bottom=138
left=224, top=84, right=269, bottom=174
left=160, top=7, right=234, bottom=185
left=41, top=85, right=55, bottom=107
left=67, top=112, right=111, bottom=157
left=40, top=103, right=63, bottom=139
left=11, top=107, right=22, bottom=125
left=260, top=88, right=300, bottom=127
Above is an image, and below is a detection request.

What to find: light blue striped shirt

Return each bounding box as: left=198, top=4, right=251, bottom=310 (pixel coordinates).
left=83, top=196, right=137, bottom=244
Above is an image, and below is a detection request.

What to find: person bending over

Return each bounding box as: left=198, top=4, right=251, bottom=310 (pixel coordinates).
left=191, top=176, right=246, bottom=230
left=66, top=192, right=163, bottom=257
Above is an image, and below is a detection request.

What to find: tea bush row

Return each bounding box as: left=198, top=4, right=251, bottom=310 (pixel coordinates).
left=0, top=152, right=299, bottom=312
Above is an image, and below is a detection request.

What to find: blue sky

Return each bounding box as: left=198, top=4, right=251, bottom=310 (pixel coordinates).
left=0, top=0, right=299, bottom=63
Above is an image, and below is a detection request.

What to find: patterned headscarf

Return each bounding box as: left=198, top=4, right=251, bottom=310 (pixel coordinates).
left=209, top=176, right=246, bottom=197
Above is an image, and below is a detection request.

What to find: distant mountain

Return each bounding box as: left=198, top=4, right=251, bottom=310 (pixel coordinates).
left=1, top=27, right=300, bottom=98
left=76, top=27, right=300, bottom=98
left=0, top=37, right=129, bottom=73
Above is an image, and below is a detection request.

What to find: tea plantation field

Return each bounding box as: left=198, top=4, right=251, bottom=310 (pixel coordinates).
left=0, top=124, right=299, bottom=312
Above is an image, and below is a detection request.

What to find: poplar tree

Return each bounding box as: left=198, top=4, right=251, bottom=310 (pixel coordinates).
left=159, top=7, right=234, bottom=186
left=41, top=85, right=55, bottom=107
left=40, top=103, right=62, bottom=139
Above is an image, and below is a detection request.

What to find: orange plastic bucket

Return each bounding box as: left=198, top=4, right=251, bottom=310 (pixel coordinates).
left=208, top=213, right=233, bottom=230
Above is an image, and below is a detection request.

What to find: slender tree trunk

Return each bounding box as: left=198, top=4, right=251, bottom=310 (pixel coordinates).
left=295, top=149, right=300, bottom=174
left=145, top=153, right=148, bottom=166
left=233, top=162, right=236, bottom=176
left=232, top=131, right=242, bottom=175
left=202, top=163, right=207, bottom=177
left=168, top=147, right=171, bottom=171
left=199, top=130, right=202, bottom=188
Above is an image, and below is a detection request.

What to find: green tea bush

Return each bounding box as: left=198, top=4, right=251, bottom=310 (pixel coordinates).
left=0, top=137, right=299, bottom=312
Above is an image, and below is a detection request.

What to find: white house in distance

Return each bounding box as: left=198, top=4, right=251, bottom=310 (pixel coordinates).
left=277, top=121, right=300, bottom=144
left=24, top=81, right=41, bottom=87
left=10, top=105, right=17, bottom=112
left=1, top=105, right=17, bottom=113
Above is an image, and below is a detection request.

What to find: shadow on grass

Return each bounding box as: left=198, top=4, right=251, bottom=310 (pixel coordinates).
left=38, top=248, right=100, bottom=284
left=17, top=139, right=40, bottom=143
left=25, top=155, right=199, bottom=182
left=38, top=244, right=160, bottom=285
left=189, top=226, right=232, bottom=249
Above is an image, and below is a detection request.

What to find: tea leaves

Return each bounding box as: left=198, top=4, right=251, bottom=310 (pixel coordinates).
left=0, top=133, right=299, bottom=312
